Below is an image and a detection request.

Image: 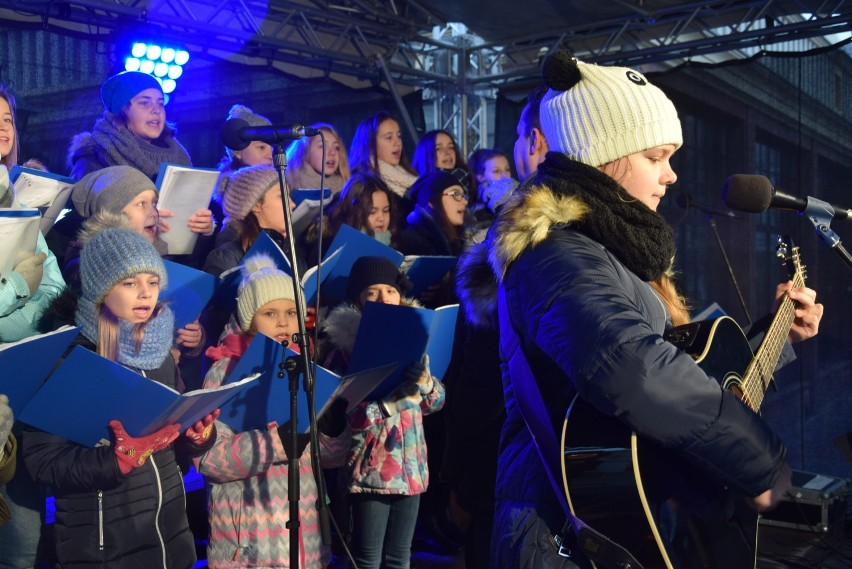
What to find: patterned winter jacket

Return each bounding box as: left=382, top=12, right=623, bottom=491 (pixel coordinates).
left=197, top=332, right=349, bottom=569
left=319, top=300, right=446, bottom=496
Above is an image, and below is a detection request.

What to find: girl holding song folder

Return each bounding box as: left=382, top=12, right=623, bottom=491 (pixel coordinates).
left=320, top=255, right=445, bottom=569
left=23, top=226, right=218, bottom=569
left=197, top=253, right=350, bottom=569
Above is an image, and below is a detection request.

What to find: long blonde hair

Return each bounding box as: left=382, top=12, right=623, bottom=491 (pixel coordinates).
left=599, top=156, right=690, bottom=326
left=97, top=303, right=166, bottom=361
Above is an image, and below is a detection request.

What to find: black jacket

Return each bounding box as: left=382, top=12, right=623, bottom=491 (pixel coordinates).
left=23, top=335, right=213, bottom=569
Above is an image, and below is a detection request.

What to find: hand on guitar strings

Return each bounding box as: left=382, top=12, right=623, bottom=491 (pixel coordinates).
left=772, top=281, right=823, bottom=344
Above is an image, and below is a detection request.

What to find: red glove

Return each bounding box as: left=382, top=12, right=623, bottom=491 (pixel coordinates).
left=109, top=420, right=181, bottom=475
left=185, top=409, right=220, bottom=446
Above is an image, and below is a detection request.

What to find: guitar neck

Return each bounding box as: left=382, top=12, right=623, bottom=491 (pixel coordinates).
left=741, top=272, right=805, bottom=412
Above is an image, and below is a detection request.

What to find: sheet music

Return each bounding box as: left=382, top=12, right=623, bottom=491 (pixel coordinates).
left=156, top=164, right=219, bottom=255
left=0, top=209, right=40, bottom=277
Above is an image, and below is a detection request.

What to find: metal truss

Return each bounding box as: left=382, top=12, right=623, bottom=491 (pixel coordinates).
left=2, top=0, right=848, bottom=90
left=1, top=0, right=848, bottom=151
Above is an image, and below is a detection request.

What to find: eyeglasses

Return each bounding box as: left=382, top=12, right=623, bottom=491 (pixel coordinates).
left=443, top=189, right=469, bottom=202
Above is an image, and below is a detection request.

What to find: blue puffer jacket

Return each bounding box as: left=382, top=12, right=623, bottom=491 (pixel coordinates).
left=456, top=154, right=787, bottom=567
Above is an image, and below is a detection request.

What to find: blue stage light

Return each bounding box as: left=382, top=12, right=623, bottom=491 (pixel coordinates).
left=125, top=41, right=188, bottom=96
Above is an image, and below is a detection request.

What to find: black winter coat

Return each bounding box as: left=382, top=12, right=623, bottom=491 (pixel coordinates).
left=23, top=336, right=213, bottom=569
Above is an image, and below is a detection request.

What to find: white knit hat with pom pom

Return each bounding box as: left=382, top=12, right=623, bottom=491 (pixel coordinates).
left=539, top=51, right=682, bottom=167
left=236, top=253, right=296, bottom=332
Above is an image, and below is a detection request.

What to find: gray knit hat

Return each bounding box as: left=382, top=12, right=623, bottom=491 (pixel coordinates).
left=222, top=164, right=279, bottom=222
left=225, top=104, right=272, bottom=159
left=539, top=52, right=682, bottom=167
left=236, top=253, right=296, bottom=332
left=100, top=71, right=163, bottom=114
left=71, top=166, right=156, bottom=219
left=80, top=227, right=167, bottom=306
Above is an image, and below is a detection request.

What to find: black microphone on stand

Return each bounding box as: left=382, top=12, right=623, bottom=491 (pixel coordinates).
left=221, top=117, right=321, bottom=150
left=722, top=174, right=851, bottom=221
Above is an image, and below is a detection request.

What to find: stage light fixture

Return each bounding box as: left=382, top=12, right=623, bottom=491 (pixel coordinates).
left=124, top=40, right=189, bottom=96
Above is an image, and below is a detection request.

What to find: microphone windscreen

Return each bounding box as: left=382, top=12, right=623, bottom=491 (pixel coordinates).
left=722, top=174, right=773, bottom=213
left=675, top=189, right=690, bottom=209
left=221, top=117, right=250, bottom=151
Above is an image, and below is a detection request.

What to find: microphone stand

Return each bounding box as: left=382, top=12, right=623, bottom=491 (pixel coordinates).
left=681, top=195, right=753, bottom=325
left=269, top=141, right=331, bottom=568
left=803, top=197, right=852, bottom=270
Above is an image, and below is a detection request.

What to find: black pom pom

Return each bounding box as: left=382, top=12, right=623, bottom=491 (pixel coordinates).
left=542, top=51, right=581, bottom=91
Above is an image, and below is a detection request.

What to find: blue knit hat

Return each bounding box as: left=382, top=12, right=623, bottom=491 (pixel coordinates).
left=100, top=71, right=164, bottom=114
left=80, top=227, right=167, bottom=306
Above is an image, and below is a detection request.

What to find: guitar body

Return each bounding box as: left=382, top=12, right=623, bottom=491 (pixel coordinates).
left=562, top=316, right=759, bottom=569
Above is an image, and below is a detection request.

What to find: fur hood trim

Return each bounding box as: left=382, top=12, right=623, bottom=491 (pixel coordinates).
left=76, top=210, right=168, bottom=255
left=77, top=210, right=136, bottom=244
left=489, top=183, right=588, bottom=280
left=456, top=182, right=588, bottom=329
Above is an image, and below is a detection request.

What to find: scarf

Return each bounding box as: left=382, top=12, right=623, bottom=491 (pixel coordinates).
left=90, top=114, right=192, bottom=180
left=377, top=160, right=418, bottom=198
left=76, top=296, right=175, bottom=370
left=536, top=153, right=675, bottom=281
left=370, top=228, right=393, bottom=246
left=285, top=161, right=345, bottom=193
left=205, top=332, right=250, bottom=362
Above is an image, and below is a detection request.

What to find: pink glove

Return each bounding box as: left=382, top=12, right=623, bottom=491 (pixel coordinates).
left=109, top=420, right=181, bottom=475
left=185, top=409, right=220, bottom=446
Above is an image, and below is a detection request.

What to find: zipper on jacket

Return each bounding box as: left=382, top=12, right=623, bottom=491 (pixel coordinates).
left=151, top=457, right=168, bottom=569
left=98, top=490, right=104, bottom=551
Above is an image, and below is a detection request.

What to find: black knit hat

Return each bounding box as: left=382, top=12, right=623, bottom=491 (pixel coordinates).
left=346, top=256, right=411, bottom=303
left=407, top=171, right=461, bottom=208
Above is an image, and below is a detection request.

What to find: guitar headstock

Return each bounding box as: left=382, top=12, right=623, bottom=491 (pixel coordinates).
left=776, top=235, right=807, bottom=285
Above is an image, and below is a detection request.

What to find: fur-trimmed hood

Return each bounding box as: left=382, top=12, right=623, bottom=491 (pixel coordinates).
left=320, top=297, right=422, bottom=357
left=457, top=180, right=588, bottom=329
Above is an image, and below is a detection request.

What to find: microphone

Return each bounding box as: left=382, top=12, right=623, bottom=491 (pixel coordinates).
left=676, top=188, right=736, bottom=218
left=220, top=117, right=320, bottom=151
left=722, top=174, right=850, bottom=221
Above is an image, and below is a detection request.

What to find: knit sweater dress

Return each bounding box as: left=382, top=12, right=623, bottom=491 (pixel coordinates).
left=197, top=333, right=349, bottom=568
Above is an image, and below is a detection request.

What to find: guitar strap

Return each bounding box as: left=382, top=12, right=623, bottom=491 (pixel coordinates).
left=497, top=286, right=643, bottom=569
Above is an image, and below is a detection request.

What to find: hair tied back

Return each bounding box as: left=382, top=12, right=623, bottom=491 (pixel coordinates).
left=542, top=51, right=582, bottom=92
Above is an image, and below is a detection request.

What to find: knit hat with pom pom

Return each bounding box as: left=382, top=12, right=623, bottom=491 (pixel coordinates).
left=539, top=51, right=682, bottom=167
left=236, top=253, right=296, bottom=332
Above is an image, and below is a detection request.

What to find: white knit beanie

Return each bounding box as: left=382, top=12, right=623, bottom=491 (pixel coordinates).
left=539, top=52, right=682, bottom=167
left=236, top=253, right=296, bottom=332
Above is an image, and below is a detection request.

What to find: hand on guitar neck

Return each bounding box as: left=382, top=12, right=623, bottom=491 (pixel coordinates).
left=750, top=462, right=793, bottom=512
left=773, top=281, right=823, bottom=344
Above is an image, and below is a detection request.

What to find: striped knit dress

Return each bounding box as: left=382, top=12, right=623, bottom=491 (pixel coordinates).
left=197, top=333, right=348, bottom=568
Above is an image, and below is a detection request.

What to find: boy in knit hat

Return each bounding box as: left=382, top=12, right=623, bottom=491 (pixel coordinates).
left=455, top=52, right=823, bottom=568
left=197, top=252, right=349, bottom=569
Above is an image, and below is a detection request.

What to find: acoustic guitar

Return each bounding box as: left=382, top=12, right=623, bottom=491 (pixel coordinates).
left=560, top=236, right=805, bottom=569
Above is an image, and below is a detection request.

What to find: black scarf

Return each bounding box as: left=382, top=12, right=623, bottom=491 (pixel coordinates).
left=535, top=153, right=675, bottom=281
